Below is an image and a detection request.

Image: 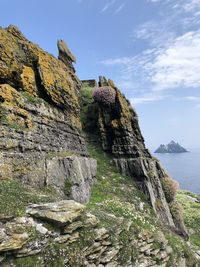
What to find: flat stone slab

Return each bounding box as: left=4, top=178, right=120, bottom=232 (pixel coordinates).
left=0, top=231, right=28, bottom=252
left=26, top=200, right=85, bottom=226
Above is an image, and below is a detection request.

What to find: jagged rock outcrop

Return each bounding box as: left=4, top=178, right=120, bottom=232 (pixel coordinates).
left=0, top=25, right=96, bottom=202
left=155, top=141, right=188, bottom=153
left=86, top=76, right=178, bottom=228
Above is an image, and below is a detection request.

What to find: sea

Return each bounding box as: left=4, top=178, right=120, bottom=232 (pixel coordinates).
left=150, top=148, right=200, bottom=195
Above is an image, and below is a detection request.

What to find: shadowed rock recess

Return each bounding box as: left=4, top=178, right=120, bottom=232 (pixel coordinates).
left=0, top=25, right=199, bottom=267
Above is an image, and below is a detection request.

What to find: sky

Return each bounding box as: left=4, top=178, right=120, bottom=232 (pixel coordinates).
left=0, top=0, right=200, bottom=149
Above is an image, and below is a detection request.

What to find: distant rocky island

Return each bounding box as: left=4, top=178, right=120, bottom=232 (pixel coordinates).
left=155, top=140, right=188, bottom=153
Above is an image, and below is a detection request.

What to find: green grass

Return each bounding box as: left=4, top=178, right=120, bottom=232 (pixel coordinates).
left=46, top=150, right=81, bottom=159
left=86, top=134, right=158, bottom=233
left=0, top=180, right=59, bottom=217
left=177, top=190, right=200, bottom=249
left=80, top=86, right=99, bottom=133
left=21, top=91, right=43, bottom=105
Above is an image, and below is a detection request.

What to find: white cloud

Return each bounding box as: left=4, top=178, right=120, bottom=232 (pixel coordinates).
left=184, top=95, right=200, bottom=109
left=147, top=0, right=161, bottom=3
left=101, top=0, right=116, bottom=13
left=114, top=3, right=125, bottom=14
left=183, top=0, right=200, bottom=12
left=149, top=31, right=200, bottom=90
left=104, top=30, right=200, bottom=90
left=100, top=57, right=131, bottom=66
left=184, top=96, right=200, bottom=102
left=133, top=21, right=176, bottom=46
left=100, top=0, right=200, bottom=104
left=131, top=94, right=167, bottom=105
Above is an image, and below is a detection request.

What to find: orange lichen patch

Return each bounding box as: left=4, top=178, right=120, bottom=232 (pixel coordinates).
left=0, top=26, right=82, bottom=130
left=0, top=28, right=26, bottom=84
left=20, top=66, right=38, bottom=96
left=115, top=89, right=132, bottom=130
left=0, top=84, right=21, bottom=106
left=0, top=84, right=33, bottom=129
left=37, top=50, right=81, bottom=129
left=37, top=51, right=79, bottom=107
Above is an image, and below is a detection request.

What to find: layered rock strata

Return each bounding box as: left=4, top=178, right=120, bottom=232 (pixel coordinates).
left=0, top=25, right=96, bottom=202
left=87, top=77, right=176, bottom=227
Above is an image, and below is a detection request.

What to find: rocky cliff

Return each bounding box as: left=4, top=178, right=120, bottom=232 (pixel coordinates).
left=82, top=77, right=182, bottom=229
left=0, top=25, right=96, bottom=202
left=0, top=26, right=199, bottom=267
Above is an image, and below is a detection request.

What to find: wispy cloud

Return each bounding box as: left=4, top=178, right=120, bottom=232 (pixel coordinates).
left=130, top=94, right=167, bottom=105
left=184, top=96, right=200, bottom=102
left=114, top=3, right=125, bottom=14
left=100, top=57, right=131, bottom=66
left=102, top=30, right=200, bottom=91
left=101, top=0, right=200, bottom=105
left=150, top=31, right=200, bottom=90
left=184, top=95, right=200, bottom=109
left=101, top=0, right=116, bottom=13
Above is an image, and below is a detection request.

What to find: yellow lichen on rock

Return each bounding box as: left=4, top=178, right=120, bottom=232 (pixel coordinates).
left=37, top=50, right=81, bottom=128
left=20, top=66, right=38, bottom=96
left=37, top=50, right=79, bottom=108
left=0, top=26, right=82, bottom=130
left=0, top=84, right=33, bottom=129
left=115, top=89, right=132, bottom=130
left=0, top=84, right=21, bottom=107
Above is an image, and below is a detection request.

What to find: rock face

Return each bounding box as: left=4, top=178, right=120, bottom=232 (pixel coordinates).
left=46, top=155, right=97, bottom=203
left=0, top=25, right=96, bottom=202
left=155, top=141, right=188, bottom=153
left=89, top=77, right=175, bottom=227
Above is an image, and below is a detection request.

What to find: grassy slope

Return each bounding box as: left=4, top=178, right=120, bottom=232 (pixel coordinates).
left=177, top=190, right=200, bottom=249
left=0, top=180, right=60, bottom=217
left=85, top=134, right=200, bottom=266
left=0, top=84, right=199, bottom=266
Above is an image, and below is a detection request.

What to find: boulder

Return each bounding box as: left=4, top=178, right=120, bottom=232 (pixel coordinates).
left=0, top=230, right=28, bottom=252
left=26, top=200, right=85, bottom=226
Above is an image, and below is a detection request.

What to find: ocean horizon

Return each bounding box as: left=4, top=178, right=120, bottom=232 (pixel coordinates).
left=150, top=147, right=200, bottom=195
left=150, top=148, right=200, bottom=195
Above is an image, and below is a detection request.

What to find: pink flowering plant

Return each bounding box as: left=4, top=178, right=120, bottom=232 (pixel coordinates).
left=93, top=86, right=116, bottom=107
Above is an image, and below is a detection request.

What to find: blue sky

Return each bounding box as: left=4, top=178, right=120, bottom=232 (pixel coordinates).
left=1, top=0, right=200, bottom=149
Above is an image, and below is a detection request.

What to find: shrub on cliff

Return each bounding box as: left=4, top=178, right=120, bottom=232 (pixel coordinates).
left=161, top=177, right=179, bottom=203
left=93, top=86, right=116, bottom=107
left=80, top=86, right=99, bottom=132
